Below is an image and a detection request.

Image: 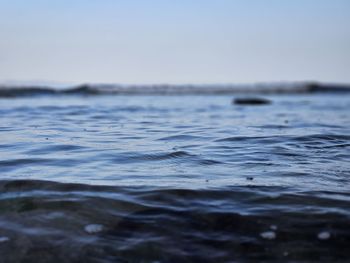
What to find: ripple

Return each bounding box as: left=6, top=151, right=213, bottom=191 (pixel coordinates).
left=0, top=93, right=349, bottom=261
left=26, top=144, right=87, bottom=155
left=142, top=150, right=193, bottom=161
left=292, top=134, right=350, bottom=143
left=158, top=134, right=208, bottom=141
left=0, top=158, right=49, bottom=168
left=0, top=180, right=349, bottom=261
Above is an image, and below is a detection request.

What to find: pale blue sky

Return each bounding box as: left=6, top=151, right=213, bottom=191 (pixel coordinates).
left=0, top=0, right=349, bottom=84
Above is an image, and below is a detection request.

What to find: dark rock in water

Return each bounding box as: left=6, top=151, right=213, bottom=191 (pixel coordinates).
left=233, top=97, right=271, bottom=105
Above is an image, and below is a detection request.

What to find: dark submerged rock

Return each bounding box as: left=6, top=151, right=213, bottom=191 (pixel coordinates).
left=233, top=97, right=272, bottom=105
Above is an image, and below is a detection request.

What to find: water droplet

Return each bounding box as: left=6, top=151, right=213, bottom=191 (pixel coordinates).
left=0, top=236, right=10, bottom=243
left=270, top=225, right=277, bottom=230
left=260, top=231, right=276, bottom=240
left=84, top=224, right=104, bottom=234
left=318, top=231, right=330, bottom=240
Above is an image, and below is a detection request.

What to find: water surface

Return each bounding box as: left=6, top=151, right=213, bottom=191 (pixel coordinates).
left=0, top=93, right=349, bottom=262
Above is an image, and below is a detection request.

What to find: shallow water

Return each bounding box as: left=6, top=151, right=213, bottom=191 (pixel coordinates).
left=0, top=94, right=349, bottom=262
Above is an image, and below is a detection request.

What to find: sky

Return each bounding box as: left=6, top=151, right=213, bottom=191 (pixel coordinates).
left=0, top=0, right=349, bottom=85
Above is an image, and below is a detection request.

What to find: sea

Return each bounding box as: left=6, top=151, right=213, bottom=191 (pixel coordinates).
left=0, top=83, right=349, bottom=262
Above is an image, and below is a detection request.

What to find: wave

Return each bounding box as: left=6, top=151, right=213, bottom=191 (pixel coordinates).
left=0, top=179, right=349, bottom=262
left=0, top=82, right=349, bottom=97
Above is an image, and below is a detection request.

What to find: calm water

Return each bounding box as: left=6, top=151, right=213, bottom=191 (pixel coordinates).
left=0, top=94, right=349, bottom=262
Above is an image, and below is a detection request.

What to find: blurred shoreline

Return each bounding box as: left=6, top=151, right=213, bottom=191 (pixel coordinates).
left=0, top=82, right=350, bottom=97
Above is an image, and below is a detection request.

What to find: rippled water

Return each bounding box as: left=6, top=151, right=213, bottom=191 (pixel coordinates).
left=0, top=94, right=349, bottom=262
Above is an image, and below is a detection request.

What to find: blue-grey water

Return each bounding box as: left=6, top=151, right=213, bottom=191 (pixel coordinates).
left=0, top=91, right=349, bottom=262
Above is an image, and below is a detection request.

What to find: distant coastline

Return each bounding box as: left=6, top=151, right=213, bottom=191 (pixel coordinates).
left=0, top=82, right=349, bottom=97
